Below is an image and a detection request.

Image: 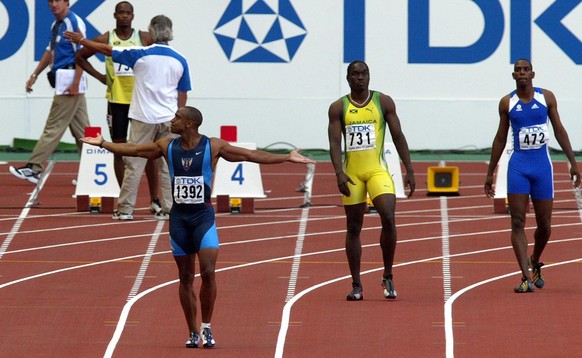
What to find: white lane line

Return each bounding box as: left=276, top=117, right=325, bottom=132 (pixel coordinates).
left=104, top=250, right=333, bottom=358
left=0, top=252, right=157, bottom=290
left=3, top=200, right=580, bottom=356
left=127, top=220, right=165, bottom=301
left=4, top=232, right=579, bottom=356
left=275, top=237, right=582, bottom=357
left=0, top=161, right=54, bottom=260
left=444, top=257, right=582, bottom=358
left=437, top=160, right=452, bottom=302
left=286, top=206, right=310, bottom=302
left=441, top=196, right=452, bottom=301
left=285, top=164, right=315, bottom=301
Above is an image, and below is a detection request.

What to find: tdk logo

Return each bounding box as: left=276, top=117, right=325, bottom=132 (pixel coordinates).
left=347, top=125, right=372, bottom=133
left=213, top=0, right=307, bottom=62
left=176, top=177, right=202, bottom=185
left=408, top=0, right=582, bottom=64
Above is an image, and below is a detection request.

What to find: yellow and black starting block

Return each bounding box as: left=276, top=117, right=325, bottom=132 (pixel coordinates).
left=216, top=195, right=255, bottom=214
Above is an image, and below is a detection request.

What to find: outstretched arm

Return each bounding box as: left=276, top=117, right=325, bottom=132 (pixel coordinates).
left=64, top=31, right=113, bottom=56
left=81, top=133, right=166, bottom=160
left=211, top=138, right=314, bottom=167
left=74, top=32, right=108, bottom=85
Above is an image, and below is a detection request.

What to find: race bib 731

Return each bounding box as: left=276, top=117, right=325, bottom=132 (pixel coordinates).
left=345, top=124, right=376, bottom=152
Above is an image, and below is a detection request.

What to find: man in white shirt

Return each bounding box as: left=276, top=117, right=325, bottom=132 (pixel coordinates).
left=66, top=14, right=191, bottom=220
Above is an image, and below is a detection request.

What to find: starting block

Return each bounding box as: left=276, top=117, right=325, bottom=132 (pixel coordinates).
left=76, top=195, right=115, bottom=213
left=229, top=198, right=242, bottom=213
left=74, top=126, right=120, bottom=213
left=216, top=195, right=255, bottom=214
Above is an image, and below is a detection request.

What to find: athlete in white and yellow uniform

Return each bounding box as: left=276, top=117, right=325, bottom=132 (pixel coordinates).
left=328, top=61, right=416, bottom=301
left=342, top=90, right=394, bottom=205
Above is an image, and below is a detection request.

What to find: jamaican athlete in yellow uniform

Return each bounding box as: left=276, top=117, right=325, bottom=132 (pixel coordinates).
left=342, top=91, right=395, bottom=205
left=328, top=60, right=415, bottom=301
left=105, top=28, right=142, bottom=104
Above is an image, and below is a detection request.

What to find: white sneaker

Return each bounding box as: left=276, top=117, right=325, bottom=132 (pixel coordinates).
left=200, top=326, right=215, bottom=348
left=382, top=277, right=397, bottom=299
left=112, top=211, right=133, bottom=220
left=149, top=198, right=162, bottom=214
left=9, top=164, right=41, bottom=184
left=185, top=331, right=200, bottom=348
left=154, top=211, right=169, bottom=220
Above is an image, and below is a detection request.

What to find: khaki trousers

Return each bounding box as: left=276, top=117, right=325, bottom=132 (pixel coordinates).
left=29, top=94, right=90, bottom=171
left=117, top=120, right=174, bottom=214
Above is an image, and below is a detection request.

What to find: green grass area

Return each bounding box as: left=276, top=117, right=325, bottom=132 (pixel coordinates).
left=0, top=138, right=79, bottom=162
left=1, top=139, right=580, bottom=163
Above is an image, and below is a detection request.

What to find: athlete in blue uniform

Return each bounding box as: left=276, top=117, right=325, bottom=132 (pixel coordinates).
left=79, top=106, right=315, bottom=348
left=485, top=59, right=580, bottom=293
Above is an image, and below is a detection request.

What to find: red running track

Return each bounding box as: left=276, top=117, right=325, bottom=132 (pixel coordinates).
left=1, top=159, right=581, bottom=357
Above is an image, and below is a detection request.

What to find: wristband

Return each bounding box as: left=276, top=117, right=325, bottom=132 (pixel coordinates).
left=99, top=140, right=105, bottom=148
left=79, top=37, right=86, bottom=45
left=30, top=73, right=37, bottom=78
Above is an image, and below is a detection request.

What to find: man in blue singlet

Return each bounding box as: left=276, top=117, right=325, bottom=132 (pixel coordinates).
left=485, top=59, right=580, bottom=293
left=79, top=106, right=315, bottom=349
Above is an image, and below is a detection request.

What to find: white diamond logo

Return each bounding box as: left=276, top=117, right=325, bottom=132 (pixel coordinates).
left=214, top=0, right=307, bottom=62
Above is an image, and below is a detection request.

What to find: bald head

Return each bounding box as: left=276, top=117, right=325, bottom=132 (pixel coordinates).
left=181, top=106, right=203, bottom=126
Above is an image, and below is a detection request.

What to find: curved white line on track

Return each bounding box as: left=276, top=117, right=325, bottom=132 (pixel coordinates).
left=444, top=257, right=582, bottom=358
left=4, top=200, right=582, bottom=357
left=104, top=279, right=178, bottom=357
left=104, top=251, right=327, bottom=357
left=0, top=252, right=159, bottom=290
left=4, top=229, right=580, bottom=356
left=274, top=237, right=582, bottom=357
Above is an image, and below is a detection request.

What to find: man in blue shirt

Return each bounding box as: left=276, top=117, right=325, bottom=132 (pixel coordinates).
left=10, top=0, right=90, bottom=184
